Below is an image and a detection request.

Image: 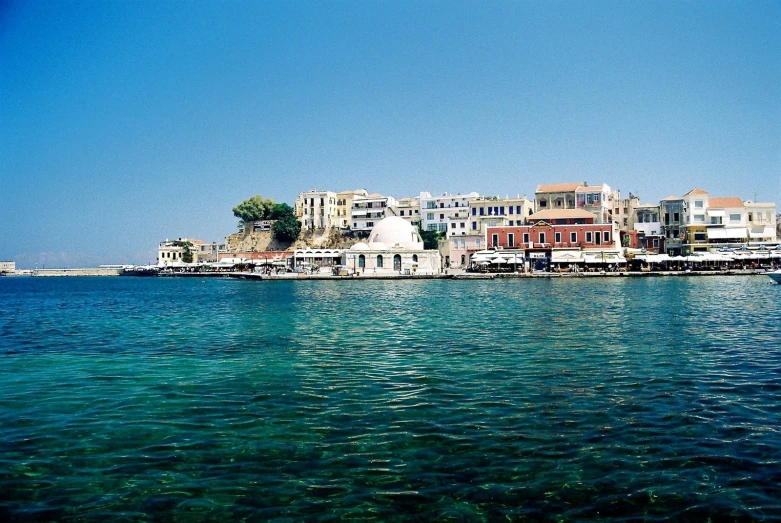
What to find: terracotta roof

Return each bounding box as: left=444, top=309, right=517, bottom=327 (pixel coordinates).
left=660, top=195, right=682, bottom=201
left=708, top=197, right=744, bottom=209
left=684, top=187, right=709, bottom=196
left=527, top=209, right=596, bottom=220
left=535, top=182, right=583, bottom=193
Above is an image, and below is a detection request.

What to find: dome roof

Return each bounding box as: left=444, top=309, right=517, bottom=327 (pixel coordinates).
left=367, top=216, right=423, bottom=250
left=349, top=242, right=371, bottom=251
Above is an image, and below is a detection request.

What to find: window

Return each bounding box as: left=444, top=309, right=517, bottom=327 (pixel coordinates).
left=479, top=207, right=485, bottom=216
left=358, top=255, right=365, bottom=268
left=694, top=214, right=705, bottom=223
left=710, top=216, right=722, bottom=225
left=516, top=206, right=522, bottom=214
left=673, top=212, right=679, bottom=222
left=586, top=232, right=593, bottom=243
left=748, top=213, right=753, bottom=222
left=570, top=232, right=577, bottom=243
left=472, top=222, right=477, bottom=230
left=665, top=213, right=670, bottom=225
left=472, top=208, right=476, bottom=216
left=450, top=223, right=455, bottom=229
left=376, top=255, right=384, bottom=268
left=695, top=200, right=703, bottom=208
left=460, top=222, right=465, bottom=228
left=412, top=254, right=418, bottom=263
left=508, top=221, right=513, bottom=226
left=509, top=206, right=514, bottom=215
left=653, top=239, right=659, bottom=248
left=623, top=218, right=628, bottom=226
left=500, top=206, right=505, bottom=215
left=492, top=234, right=499, bottom=247
left=540, top=199, right=547, bottom=208
left=400, top=210, right=405, bottom=216
left=523, top=233, right=530, bottom=244
left=595, top=232, right=602, bottom=245
left=508, top=233, right=514, bottom=247
left=604, top=232, right=610, bottom=243
left=555, top=232, right=561, bottom=243
left=440, top=202, right=444, bottom=208
left=427, top=213, right=434, bottom=220
left=367, top=222, right=374, bottom=227
left=539, top=232, right=546, bottom=244
left=440, top=214, right=444, bottom=220
left=730, top=213, right=741, bottom=223
left=393, top=254, right=401, bottom=271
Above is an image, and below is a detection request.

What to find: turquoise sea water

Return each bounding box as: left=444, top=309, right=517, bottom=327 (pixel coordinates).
left=1, top=275, right=780, bottom=521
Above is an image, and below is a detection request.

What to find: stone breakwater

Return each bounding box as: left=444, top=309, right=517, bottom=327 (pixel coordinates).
left=31, top=268, right=122, bottom=277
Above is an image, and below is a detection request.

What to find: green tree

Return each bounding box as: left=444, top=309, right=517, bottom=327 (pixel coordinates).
left=418, top=227, right=445, bottom=250
left=181, top=241, right=194, bottom=264
left=269, top=202, right=294, bottom=220
left=232, top=195, right=276, bottom=224
left=272, top=214, right=302, bottom=242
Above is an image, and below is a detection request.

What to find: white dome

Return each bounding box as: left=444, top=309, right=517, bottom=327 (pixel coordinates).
left=349, top=242, right=371, bottom=251
left=368, top=216, right=423, bottom=250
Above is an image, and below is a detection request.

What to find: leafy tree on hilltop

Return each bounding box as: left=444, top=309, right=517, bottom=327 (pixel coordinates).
left=269, top=203, right=294, bottom=220
left=233, top=195, right=276, bottom=224
left=272, top=213, right=302, bottom=242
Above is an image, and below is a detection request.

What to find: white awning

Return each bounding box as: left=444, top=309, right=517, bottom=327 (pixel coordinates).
left=707, top=210, right=726, bottom=217
left=551, top=251, right=585, bottom=263
left=708, top=228, right=747, bottom=239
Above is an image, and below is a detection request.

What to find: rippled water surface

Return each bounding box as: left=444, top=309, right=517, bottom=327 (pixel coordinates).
left=1, top=276, right=781, bottom=521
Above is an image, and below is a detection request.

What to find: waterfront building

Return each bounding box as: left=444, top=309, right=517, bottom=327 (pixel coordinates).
left=442, top=235, right=484, bottom=269
left=467, top=195, right=535, bottom=235
left=342, top=216, right=440, bottom=275
left=336, top=189, right=368, bottom=230
left=295, top=190, right=339, bottom=231
left=351, top=193, right=397, bottom=233
left=660, top=196, right=686, bottom=256
left=632, top=204, right=663, bottom=252
left=158, top=239, right=224, bottom=266
left=0, top=261, right=15, bottom=274
left=485, top=208, right=622, bottom=270
left=419, top=191, right=480, bottom=236
left=389, top=196, right=421, bottom=228
left=744, top=201, right=777, bottom=244
left=679, top=188, right=778, bottom=253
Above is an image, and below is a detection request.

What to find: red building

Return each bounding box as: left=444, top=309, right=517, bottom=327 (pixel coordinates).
left=485, top=209, right=623, bottom=269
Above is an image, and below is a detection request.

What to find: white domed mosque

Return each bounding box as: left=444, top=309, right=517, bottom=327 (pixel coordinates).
left=343, top=216, right=441, bottom=275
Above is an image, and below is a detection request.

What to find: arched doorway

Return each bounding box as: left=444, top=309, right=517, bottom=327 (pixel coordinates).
left=358, top=255, right=365, bottom=268
left=376, top=255, right=384, bottom=268
left=393, top=254, right=401, bottom=271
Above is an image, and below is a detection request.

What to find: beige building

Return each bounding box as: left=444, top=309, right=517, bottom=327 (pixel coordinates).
left=535, top=182, right=616, bottom=224
left=389, top=196, right=421, bottom=228
left=0, top=261, right=15, bottom=274
left=336, top=189, right=368, bottom=229
left=295, top=190, right=339, bottom=231
left=613, top=192, right=640, bottom=230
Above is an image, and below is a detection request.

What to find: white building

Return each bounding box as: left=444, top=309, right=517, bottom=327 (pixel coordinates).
left=467, top=196, right=535, bottom=235
left=343, top=216, right=440, bottom=275
left=744, top=201, right=777, bottom=243
left=351, top=193, right=397, bottom=232
left=0, top=261, right=15, bottom=274
left=419, top=192, right=480, bottom=237
left=158, top=239, right=223, bottom=266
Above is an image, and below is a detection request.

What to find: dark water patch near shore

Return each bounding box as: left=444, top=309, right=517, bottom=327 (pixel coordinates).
left=1, top=276, right=781, bottom=520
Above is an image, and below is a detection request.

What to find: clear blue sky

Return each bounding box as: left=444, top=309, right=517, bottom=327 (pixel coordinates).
left=1, top=1, right=779, bottom=267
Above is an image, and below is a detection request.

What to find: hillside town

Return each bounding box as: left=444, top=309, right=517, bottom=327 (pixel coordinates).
left=152, top=182, right=781, bottom=276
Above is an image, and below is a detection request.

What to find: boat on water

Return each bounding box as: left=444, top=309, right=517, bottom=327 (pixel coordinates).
left=767, top=269, right=781, bottom=284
